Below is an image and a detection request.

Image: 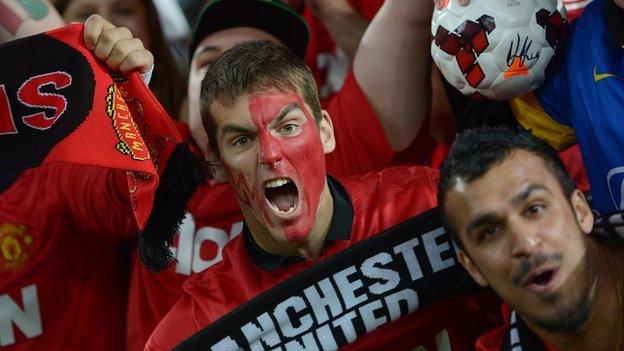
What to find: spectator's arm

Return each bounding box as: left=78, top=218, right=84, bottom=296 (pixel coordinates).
left=354, top=0, right=434, bottom=151
left=306, top=0, right=369, bottom=61
left=0, top=0, right=64, bottom=43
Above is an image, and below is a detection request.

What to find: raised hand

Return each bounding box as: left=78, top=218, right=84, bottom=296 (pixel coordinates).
left=83, top=14, right=153, bottom=75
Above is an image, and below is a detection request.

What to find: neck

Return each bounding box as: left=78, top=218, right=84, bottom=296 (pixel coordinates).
left=244, top=181, right=334, bottom=261
left=533, top=242, right=624, bottom=351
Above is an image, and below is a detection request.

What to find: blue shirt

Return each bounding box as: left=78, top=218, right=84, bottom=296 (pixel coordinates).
left=538, top=0, right=624, bottom=214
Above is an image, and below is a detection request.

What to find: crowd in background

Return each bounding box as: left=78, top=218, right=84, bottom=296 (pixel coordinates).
left=4, top=0, right=624, bottom=350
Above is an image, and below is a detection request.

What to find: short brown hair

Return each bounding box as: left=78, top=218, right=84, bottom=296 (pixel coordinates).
left=200, top=40, right=322, bottom=154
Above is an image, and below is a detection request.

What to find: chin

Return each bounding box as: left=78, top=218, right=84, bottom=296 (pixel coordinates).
left=532, top=297, right=592, bottom=333
left=282, top=223, right=311, bottom=242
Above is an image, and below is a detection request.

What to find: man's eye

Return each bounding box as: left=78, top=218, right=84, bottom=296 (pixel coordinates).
left=232, top=136, right=254, bottom=148
left=479, top=225, right=501, bottom=242
left=525, top=203, right=545, bottom=217
left=278, top=123, right=299, bottom=135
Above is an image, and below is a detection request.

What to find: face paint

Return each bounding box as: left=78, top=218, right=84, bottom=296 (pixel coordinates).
left=247, top=90, right=326, bottom=241
left=225, top=164, right=275, bottom=229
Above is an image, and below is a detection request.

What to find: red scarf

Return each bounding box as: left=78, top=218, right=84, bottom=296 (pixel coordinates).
left=0, top=23, right=208, bottom=271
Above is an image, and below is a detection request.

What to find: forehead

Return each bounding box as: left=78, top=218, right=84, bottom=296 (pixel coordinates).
left=445, top=150, right=562, bottom=215
left=192, top=27, right=282, bottom=60
left=211, top=89, right=303, bottom=127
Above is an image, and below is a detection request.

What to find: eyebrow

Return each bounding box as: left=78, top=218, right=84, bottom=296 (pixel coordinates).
left=511, top=183, right=551, bottom=206
left=220, top=124, right=255, bottom=138
left=271, top=103, right=302, bottom=127
left=465, top=183, right=551, bottom=235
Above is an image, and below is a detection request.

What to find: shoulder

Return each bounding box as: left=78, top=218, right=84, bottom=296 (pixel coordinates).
left=335, top=166, right=439, bottom=233
left=338, top=165, right=438, bottom=202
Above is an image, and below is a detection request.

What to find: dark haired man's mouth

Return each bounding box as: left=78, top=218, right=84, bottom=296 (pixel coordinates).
left=522, top=267, right=559, bottom=294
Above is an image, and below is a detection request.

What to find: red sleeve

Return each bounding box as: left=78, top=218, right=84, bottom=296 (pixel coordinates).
left=56, top=164, right=137, bottom=243
left=325, top=70, right=396, bottom=176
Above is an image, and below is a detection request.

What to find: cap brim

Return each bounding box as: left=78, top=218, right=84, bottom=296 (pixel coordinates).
left=190, top=0, right=309, bottom=60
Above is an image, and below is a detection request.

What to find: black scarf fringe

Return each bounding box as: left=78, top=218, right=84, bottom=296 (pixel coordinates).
left=138, top=143, right=209, bottom=272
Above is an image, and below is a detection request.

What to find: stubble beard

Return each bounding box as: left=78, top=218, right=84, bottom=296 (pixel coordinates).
left=526, top=248, right=597, bottom=333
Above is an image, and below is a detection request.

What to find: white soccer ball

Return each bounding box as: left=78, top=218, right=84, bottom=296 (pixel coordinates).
left=431, top=0, right=567, bottom=101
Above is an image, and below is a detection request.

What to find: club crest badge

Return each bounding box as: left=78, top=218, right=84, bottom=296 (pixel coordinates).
left=0, top=223, right=34, bottom=271
left=106, top=84, right=150, bottom=161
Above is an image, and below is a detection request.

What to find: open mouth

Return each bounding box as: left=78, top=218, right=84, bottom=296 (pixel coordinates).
left=523, top=268, right=558, bottom=293
left=529, top=270, right=555, bottom=286
left=264, top=178, right=299, bottom=215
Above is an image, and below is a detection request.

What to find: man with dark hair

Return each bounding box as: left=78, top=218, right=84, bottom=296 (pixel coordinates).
left=145, top=40, right=501, bottom=351
left=438, top=126, right=624, bottom=350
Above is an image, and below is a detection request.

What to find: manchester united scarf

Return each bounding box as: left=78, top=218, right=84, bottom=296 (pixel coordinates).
left=174, top=208, right=482, bottom=350
left=0, top=23, right=208, bottom=272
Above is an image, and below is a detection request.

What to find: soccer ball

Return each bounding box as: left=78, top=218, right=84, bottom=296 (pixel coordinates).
left=431, top=0, right=567, bottom=101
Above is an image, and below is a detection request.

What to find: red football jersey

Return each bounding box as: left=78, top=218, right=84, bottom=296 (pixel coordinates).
left=0, top=164, right=135, bottom=350
left=126, top=71, right=406, bottom=350
left=145, top=166, right=502, bottom=350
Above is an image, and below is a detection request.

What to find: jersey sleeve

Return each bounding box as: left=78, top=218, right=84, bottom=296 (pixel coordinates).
left=324, top=70, right=396, bottom=176
left=55, top=164, right=137, bottom=243
left=535, top=56, right=571, bottom=126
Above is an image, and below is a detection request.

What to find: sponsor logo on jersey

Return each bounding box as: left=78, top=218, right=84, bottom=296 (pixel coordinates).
left=105, top=84, right=150, bottom=161
left=171, top=213, right=243, bottom=276
left=607, top=166, right=624, bottom=210
left=593, top=66, right=624, bottom=82
left=0, top=284, right=43, bottom=346
left=0, top=223, right=33, bottom=271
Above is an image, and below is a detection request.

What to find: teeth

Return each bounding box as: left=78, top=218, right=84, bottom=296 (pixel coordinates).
left=265, top=178, right=291, bottom=188
left=270, top=203, right=296, bottom=215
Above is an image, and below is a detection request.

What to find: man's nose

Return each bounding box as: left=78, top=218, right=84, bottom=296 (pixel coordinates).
left=509, top=217, right=542, bottom=257
left=258, top=135, right=283, bottom=167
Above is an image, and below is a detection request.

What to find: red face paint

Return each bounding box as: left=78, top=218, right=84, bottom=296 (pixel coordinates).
left=226, top=90, right=326, bottom=242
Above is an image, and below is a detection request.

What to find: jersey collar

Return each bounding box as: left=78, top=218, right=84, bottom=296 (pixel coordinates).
left=243, top=175, right=354, bottom=271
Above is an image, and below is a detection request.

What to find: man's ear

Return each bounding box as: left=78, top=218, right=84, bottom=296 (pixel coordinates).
left=457, top=250, right=489, bottom=287
left=206, top=151, right=228, bottom=183
left=318, top=110, right=336, bottom=154
left=570, top=189, right=594, bottom=235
